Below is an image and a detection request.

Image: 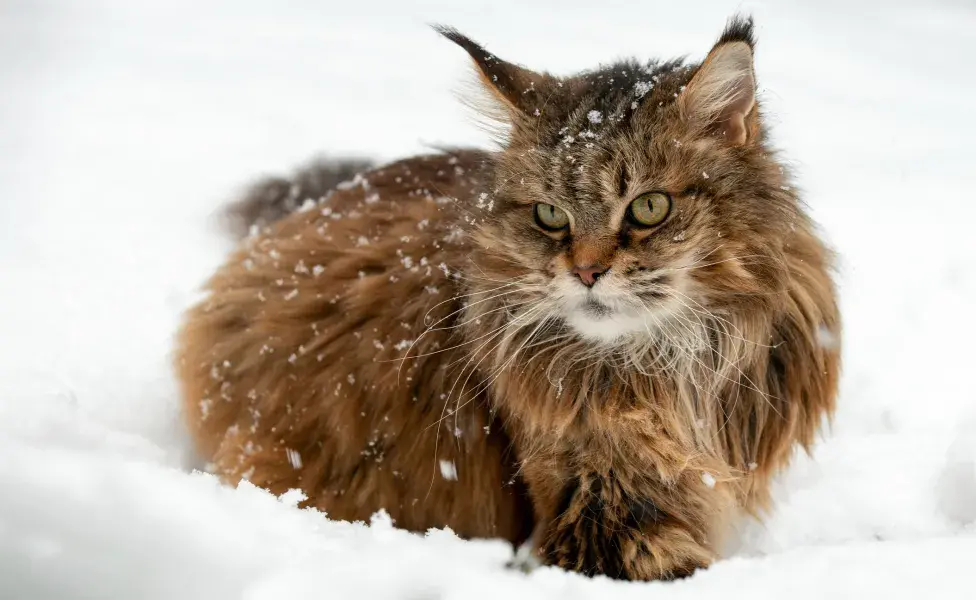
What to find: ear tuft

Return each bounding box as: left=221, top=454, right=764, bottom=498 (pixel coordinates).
left=716, top=14, right=755, bottom=48
left=433, top=24, right=552, bottom=119
left=432, top=25, right=488, bottom=65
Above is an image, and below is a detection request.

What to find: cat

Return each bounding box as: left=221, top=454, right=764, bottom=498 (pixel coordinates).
left=175, top=15, right=840, bottom=581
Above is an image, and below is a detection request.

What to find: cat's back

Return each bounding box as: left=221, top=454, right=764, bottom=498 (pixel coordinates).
left=176, top=148, right=492, bottom=447
left=173, top=148, right=530, bottom=540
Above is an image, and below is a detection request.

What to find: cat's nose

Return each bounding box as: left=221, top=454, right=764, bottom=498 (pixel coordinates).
left=572, top=264, right=607, bottom=287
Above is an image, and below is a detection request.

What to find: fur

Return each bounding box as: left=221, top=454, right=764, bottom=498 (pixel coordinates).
left=222, top=157, right=375, bottom=238
left=175, top=15, right=840, bottom=581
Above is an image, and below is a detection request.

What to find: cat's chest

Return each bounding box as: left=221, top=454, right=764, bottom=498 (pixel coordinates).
left=493, top=365, right=674, bottom=435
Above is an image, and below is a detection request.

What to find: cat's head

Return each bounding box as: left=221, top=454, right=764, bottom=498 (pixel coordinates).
left=442, top=16, right=800, bottom=346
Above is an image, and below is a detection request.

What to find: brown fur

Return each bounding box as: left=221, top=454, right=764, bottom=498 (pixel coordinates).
left=175, top=15, right=840, bottom=581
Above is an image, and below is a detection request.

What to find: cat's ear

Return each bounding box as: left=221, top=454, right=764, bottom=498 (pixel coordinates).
left=434, top=26, right=552, bottom=119
left=679, top=15, right=758, bottom=145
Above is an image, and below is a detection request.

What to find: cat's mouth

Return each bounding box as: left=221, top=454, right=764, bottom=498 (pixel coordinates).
left=551, top=273, right=677, bottom=344
left=561, top=292, right=654, bottom=343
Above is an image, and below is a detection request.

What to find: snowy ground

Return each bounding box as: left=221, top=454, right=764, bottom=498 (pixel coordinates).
left=2, top=0, right=975, bottom=598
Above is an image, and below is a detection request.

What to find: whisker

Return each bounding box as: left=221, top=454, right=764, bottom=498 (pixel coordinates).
left=381, top=299, right=537, bottom=366
left=399, top=286, right=537, bottom=382
left=423, top=301, right=548, bottom=501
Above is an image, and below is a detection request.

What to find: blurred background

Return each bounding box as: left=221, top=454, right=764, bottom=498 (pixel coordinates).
left=1, top=1, right=974, bottom=598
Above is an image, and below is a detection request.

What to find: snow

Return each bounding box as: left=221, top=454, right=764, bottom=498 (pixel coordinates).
left=439, top=459, right=459, bottom=481
left=1, top=0, right=975, bottom=598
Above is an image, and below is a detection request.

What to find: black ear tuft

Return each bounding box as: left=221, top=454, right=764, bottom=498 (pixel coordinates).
left=432, top=25, right=521, bottom=107
left=431, top=24, right=553, bottom=118
left=432, top=26, right=515, bottom=97
left=432, top=25, right=487, bottom=61
left=717, top=14, right=756, bottom=48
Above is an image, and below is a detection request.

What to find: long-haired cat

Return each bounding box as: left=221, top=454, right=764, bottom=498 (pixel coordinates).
left=175, top=15, right=840, bottom=581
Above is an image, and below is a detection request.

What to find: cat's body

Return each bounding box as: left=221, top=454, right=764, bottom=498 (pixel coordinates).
left=176, top=17, right=840, bottom=581
left=180, top=150, right=534, bottom=543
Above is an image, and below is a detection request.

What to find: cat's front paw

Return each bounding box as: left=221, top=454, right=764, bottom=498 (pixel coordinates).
left=541, top=521, right=709, bottom=580
left=538, top=478, right=714, bottom=580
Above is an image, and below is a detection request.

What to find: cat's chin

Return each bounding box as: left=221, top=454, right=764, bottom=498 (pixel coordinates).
left=563, top=301, right=656, bottom=344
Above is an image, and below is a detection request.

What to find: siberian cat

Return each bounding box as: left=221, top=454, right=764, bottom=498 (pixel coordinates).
left=175, top=15, right=840, bottom=581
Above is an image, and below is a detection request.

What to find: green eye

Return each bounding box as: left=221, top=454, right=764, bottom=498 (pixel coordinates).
left=628, top=192, right=671, bottom=227
left=534, top=203, right=570, bottom=231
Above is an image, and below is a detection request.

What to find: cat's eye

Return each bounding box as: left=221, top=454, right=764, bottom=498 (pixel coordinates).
left=628, top=192, right=671, bottom=227
left=534, top=203, right=570, bottom=231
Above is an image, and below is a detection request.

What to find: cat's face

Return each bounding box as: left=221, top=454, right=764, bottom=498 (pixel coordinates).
left=448, top=21, right=797, bottom=345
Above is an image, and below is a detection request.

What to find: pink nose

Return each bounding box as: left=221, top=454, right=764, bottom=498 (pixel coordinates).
left=572, top=264, right=607, bottom=287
